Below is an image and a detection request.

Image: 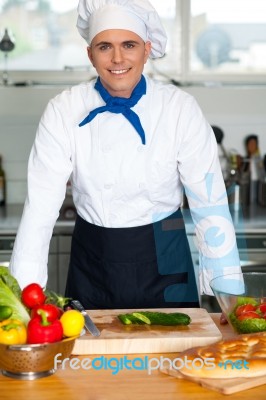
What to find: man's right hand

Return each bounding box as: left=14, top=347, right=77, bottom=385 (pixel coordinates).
left=220, top=312, right=228, bottom=325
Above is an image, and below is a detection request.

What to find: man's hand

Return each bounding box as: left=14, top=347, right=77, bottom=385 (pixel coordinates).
left=220, top=312, right=228, bottom=325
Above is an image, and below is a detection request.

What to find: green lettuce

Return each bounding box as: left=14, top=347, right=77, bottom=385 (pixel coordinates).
left=229, top=311, right=266, bottom=333
left=0, top=266, right=30, bottom=325
left=235, top=296, right=259, bottom=307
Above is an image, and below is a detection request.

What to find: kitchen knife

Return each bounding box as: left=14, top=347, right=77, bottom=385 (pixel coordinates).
left=71, top=300, right=101, bottom=337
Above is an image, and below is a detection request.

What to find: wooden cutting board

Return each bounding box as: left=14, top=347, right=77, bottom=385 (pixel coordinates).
left=72, top=308, right=222, bottom=355
left=161, top=367, right=266, bottom=395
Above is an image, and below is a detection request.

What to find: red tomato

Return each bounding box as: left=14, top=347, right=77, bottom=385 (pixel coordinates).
left=31, top=304, right=62, bottom=322
left=258, top=303, right=266, bottom=314
left=238, top=311, right=261, bottom=321
left=235, top=304, right=256, bottom=316
left=21, top=283, right=46, bottom=309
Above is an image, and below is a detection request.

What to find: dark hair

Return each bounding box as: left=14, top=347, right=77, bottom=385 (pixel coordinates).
left=211, top=126, right=224, bottom=144
left=245, top=134, right=258, bottom=148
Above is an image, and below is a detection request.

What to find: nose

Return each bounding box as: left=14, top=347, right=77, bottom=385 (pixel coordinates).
left=111, top=46, right=123, bottom=63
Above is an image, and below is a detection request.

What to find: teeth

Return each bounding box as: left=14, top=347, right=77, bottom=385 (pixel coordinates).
left=110, top=69, right=128, bottom=74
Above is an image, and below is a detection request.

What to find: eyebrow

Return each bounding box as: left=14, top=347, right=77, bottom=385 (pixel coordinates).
left=94, top=40, right=141, bottom=47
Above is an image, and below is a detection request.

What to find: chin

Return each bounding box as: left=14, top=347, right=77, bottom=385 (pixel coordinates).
left=110, top=78, right=141, bottom=96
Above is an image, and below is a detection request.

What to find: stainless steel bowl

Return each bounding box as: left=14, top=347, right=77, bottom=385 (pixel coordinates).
left=0, top=336, right=76, bottom=380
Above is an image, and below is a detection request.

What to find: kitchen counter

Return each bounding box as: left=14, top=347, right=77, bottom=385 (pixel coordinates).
left=0, top=204, right=75, bottom=235
left=0, top=203, right=265, bottom=235
left=182, top=204, right=266, bottom=234
left=0, top=314, right=265, bottom=400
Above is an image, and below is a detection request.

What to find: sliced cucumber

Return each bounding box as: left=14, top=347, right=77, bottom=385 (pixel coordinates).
left=118, top=314, right=145, bottom=325
left=118, top=311, right=191, bottom=326
left=132, top=312, right=151, bottom=324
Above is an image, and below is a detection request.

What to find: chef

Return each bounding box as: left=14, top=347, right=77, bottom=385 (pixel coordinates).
left=10, top=0, right=241, bottom=315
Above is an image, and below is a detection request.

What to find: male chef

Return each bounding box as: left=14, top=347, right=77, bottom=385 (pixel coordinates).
left=9, top=0, right=242, bottom=318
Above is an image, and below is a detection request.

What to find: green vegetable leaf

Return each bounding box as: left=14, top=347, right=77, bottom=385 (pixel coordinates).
left=229, top=312, right=266, bottom=334
left=0, top=267, right=30, bottom=325
left=44, top=289, right=72, bottom=309
left=236, top=296, right=259, bottom=306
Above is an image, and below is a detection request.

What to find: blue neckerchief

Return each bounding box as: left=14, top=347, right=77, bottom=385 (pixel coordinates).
left=79, top=75, right=147, bottom=145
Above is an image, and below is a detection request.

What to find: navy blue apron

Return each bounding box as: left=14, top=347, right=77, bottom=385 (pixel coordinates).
left=65, top=209, right=199, bottom=309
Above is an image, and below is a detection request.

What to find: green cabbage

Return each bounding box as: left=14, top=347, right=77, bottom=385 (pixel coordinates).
left=0, top=266, right=30, bottom=325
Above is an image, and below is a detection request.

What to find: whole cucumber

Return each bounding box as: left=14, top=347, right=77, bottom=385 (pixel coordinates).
left=0, top=305, right=13, bottom=321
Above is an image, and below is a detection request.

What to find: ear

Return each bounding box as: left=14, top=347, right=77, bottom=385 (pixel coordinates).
left=144, top=41, right=152, bottom=63
left=87, top=46, right=94, bottom=66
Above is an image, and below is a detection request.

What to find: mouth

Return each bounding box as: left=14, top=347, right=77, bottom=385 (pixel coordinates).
left=109, top=68, right=131, bottom=75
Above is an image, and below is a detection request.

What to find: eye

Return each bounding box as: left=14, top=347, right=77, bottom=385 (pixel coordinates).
left=99, top=44, right=111, bottom=51
left=124, top=43, right=135, bottom=49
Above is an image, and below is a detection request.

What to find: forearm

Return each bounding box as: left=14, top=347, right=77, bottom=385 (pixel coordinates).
left=186, top=168, right=241, bottom=296
left=9, top=198, right=59, bottom=289
left=177, top=97, right=241, bottom=295
left=10, top=99, right=73, bottom=289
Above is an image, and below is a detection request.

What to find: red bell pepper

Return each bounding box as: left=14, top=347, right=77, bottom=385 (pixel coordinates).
left=31, top=303, right=63, bottom=322
left=27, top=309, right=63, bottom=344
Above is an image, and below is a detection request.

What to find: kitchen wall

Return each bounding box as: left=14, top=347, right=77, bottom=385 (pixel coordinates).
left=0, top=83, right=266, bottom=204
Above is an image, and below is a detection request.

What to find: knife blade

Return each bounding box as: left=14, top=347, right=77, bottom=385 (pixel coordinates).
left=71, top=300, right=101, bottom=337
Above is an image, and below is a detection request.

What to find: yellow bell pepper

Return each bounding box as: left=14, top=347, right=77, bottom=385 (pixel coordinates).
left=0, top=319, right=27, bottom=345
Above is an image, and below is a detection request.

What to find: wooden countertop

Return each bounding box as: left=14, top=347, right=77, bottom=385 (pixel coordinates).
left=0, top=314, right=265, bottom=400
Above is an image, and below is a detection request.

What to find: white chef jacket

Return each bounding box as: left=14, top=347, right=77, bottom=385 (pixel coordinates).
left=9, top=75, right=241, bottom=294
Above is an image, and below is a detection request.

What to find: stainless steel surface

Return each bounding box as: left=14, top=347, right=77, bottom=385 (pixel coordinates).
left=0, top=233, right=58, bottom=291
left=0, top=236, right=14, bottom=266
left=58, top=195, right=77, bottom=221
left=202, top=233, right=266, bottom=312
left=0, top=203, right=266, bottom=234
left=71, top=300, right=101, bottom=337
left=0, top=204, right=75, bottom=234
left=1, top=369, right=55, bottom=380
left=58, top=235, right=72, bottom=294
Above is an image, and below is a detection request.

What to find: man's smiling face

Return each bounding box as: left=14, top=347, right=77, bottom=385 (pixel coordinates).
left=87, top=29, right=151, bottom=98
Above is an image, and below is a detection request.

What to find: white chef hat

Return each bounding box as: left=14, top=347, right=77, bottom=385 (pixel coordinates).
left=77, top=0, right=167, bottom=58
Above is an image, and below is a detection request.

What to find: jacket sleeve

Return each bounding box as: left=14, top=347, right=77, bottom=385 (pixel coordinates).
left=9, top=99, right=73, bottom=289
left=177, top=96, right=242, bottom=296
